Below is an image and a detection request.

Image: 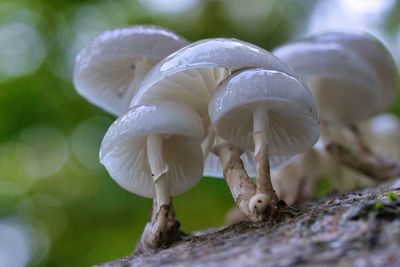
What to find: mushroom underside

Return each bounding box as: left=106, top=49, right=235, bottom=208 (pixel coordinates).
left=75, top=57, right=158, bottom=115
left=101, top=134, right=203, bottom=198
left=214, top=101, right=319, bottom=156
left=307, top=77, right=381, bottom=124
left=134, top=67, right=230, bottom=124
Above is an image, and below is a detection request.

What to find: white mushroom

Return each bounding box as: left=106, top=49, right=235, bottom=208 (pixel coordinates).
left=132, top=38, right=297, bottom=219
left=273, top=40, right=382, bottom=125
left=132, top=38, right=297, bottom=127
left=309, top=31, right=397, bottom=110
left=73, top=25, right=188, bottom=116
left=209, top=68, right=320, bottom=214
left=274, top=31, right=399, bottom=181
left=100, top=102, right=203, bottom=248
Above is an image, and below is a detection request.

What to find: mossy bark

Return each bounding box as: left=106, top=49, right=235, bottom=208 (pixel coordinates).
left=97, top=178, right=400, bottom=267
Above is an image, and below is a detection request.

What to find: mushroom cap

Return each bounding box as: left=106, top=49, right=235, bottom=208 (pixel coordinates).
left=73, top=25, right=188, bottom=116
left=132, top=38, right=297, bottom=127
left=273, top=32, right=394, bottom=124
left=100, top=102, right=204, bottom=198
left=310, top=31, right=397, bottom=109
left=209, top=68, right=319, bottom=155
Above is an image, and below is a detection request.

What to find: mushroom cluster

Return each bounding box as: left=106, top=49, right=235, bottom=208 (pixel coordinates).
left=73, top=26, right=398, bottom=252
left=272, top=30, right=399, bottom=204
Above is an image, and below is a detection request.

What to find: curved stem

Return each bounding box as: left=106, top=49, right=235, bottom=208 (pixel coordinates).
left=324, top=124, right=400, bottom=182
left=213, top=137, right=258, bottom=221
left=348, top=124, right=373, bottom=154
left=253, top=107, right=278, bottom=201
left=326, top=142, right=400, bottom=181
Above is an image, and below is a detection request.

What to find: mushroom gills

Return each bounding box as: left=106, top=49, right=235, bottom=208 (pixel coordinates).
left=87, top=58, right=157, bottom=108
left=116, top=58, right=157, bottom=98
left=147, top=67, right=230, bottom=121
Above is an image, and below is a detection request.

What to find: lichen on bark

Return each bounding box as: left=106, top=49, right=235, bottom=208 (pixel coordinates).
left=97, top=178, right=400, bottom=267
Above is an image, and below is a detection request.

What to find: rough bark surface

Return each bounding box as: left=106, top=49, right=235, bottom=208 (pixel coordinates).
left=97, top=178, right=400, bottom=267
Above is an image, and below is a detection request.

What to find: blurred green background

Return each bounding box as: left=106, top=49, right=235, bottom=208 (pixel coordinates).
left=0, top=0, right=399, bottom=266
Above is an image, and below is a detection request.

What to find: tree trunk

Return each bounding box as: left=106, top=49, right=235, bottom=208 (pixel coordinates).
left=97, top=178, right=400, bottom=267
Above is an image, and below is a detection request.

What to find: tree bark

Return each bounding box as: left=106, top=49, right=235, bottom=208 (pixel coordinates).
left=97, top=178, right=400, bottom=267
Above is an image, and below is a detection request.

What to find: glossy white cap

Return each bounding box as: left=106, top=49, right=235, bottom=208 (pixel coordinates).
left=73, top=25, right=188, bottom=116
left=209, top=68, right=319, bottom=156
left=132, top=38, right=297, bottom=127
left=310, top=31, right=397, bottom=109
left=274, top=31, right=397, bottom=124
left=100, top=102, right=204, bottom=198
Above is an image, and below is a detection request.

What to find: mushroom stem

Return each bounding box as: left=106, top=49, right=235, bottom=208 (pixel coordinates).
left=274, top=147, right=330, bottom=205
left=147, top=134, right=170, bottom=231
left=201, top=126, right=216, bottom=156
left=135, top=134, right=184, bottom=252
left=213, top=138, right=258, bottom=221
left=324, top=124, right=400, bottom=182
left=252, top=107, right=278, bottom=207
left=347, top=124, right=373, bottom=154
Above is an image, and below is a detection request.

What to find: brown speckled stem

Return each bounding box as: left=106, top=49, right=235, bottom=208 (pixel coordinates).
left=213, top=140, right=258, bottom=221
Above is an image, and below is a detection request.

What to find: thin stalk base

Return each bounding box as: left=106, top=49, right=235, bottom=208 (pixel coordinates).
left=134, top=199, right=182, bottom=254
left=254, top=131, right=276, bottom=196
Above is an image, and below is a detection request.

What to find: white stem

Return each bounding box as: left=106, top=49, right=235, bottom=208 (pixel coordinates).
left=252, top=106, right=277, bottom=203
left=155, top=176, right=169, bottom=209
left=201, top=126, right=216, bottom=157
left=253, top=106, right=269, bottom=149
left=253, top=106, right=269, bottom=132
left=147, top=134, right=170, bottom=208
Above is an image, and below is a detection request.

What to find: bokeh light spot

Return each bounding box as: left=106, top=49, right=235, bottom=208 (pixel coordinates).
left=0, top=218, right=31, bottom=267
left=138, top=0, right=200, bottom=15
left=17, top=125, right=69, bottom=178
left=70, top=116, right=113, bottom=170
left=0, top=23, right=46, bottom=81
